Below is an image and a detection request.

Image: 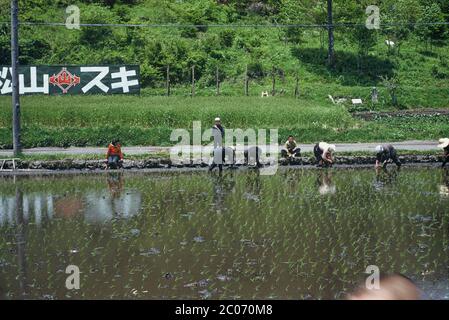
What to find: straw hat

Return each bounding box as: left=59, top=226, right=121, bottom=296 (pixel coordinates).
left=375, top=145, right=384, bottom=153
left=438, top=138, right=449, bottom=149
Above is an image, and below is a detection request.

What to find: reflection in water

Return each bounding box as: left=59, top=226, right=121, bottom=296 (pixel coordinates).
left=211, top=171, right=236, bottom=213
left=439, top=169, right=449, bottom=197
left=0, top=168, right=448, bottom=299
left=243, top=169, right=262, bottom=202
left=14, top=186, right=28, bottom=299
left=317, top=170, right=336, bottom=195
left=85, top=173, right=142, bottom=223
left=0, top=193, right=54, bottom=226
left=0, top=173, right=142, bottom=226
left=374, top=167, right=399, bottom=191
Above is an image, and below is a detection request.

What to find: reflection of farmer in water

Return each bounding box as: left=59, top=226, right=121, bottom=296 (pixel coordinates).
left=317, top=170, right=336, bottom=195
left=211, top=171, right=236, bottom=213
left=374, top=166, right=399, bottom=190
left=84, top=174, right=141, bottom=223
left=107, top=172, right=124, bottom=198
left=439, top=168, right=449, bottom=197
left=245, top=169, right=262, bottom=199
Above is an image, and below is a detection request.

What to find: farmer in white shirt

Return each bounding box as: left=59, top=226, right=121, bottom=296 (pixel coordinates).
left=314, top=142, right=336, bottom=167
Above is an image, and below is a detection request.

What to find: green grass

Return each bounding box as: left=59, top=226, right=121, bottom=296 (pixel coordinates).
left=1, top=95, right=449, bottom=149
left=0, top=152, right=171, bottom=161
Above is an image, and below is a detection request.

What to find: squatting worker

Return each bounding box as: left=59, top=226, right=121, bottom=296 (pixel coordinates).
left=106, top=139, right=123, bottom=169
left=209, top=117, right=225, bottom=172
left=438, top=138, right=449, bottom=167
left=375, top=144, right=401, bottom=169
left=314, top=142, right=336, bottom=167
left=281, top=135, right=301, bottom=158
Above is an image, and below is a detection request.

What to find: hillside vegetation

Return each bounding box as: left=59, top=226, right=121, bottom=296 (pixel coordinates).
left=0, top=1, right=449, bottom=148
left=0, top=0, right=448, bottom=106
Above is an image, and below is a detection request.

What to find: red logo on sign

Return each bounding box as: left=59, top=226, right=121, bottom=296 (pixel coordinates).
left=49, top=68, right=80, bottom=93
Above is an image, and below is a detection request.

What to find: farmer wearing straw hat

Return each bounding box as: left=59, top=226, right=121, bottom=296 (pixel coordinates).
left=314, top=142, right=336, bottom=167
left=438, top=138, right=449, bottom=167
left=375, top=144, right=401, bottom=169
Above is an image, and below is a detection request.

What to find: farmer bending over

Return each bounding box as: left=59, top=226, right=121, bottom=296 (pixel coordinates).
left=438, top=138, right=449, bottom=167
left=106, top=139, right=123, bottom=169
left=281, top=135, right=301, bottom=159
left=314, top=142, right=335, bottom=167
left=375, top=144, right=401, bottom=169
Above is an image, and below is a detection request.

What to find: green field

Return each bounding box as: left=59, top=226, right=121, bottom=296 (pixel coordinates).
left=1, top=95, right=449, bottom=149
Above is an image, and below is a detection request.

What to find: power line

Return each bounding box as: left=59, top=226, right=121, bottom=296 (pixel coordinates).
left=0, top=21, right=449, bottom=29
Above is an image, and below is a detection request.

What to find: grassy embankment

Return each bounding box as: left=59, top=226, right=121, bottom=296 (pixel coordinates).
left=0, top=150, right=442, bottom=162
left=1, top=95, right=449, bottom=150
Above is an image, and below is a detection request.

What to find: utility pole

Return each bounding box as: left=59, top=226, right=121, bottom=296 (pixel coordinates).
left=294, top=71, right=300, bottom=98
left=166, top=65, right=170, bottom=97
left=191, top=65, right=195, bottom=97
left=327, top=0, right=335, bottom=68
left=215, top=66, right=220, bottom=96
left=244, top=64, right=249, bottom=96
left=11, top=0, right=21, bottom=156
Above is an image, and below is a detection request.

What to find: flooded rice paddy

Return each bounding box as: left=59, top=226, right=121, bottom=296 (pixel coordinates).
left=0, top=167, right=449, bottom=299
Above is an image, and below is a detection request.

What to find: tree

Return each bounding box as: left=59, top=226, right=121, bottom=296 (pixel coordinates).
left=351, top=27, right=378, bottom=73
left=417, top=3, right=447, bottom=51
left=382, top=0, right=422, bottom=55
left=338, top=0, right=378, bottom=72
left=381, top=75, right=401, bottom=107
left=277, top=0, right=307, bottom=45
left=0, top=23, right=9, bottom=65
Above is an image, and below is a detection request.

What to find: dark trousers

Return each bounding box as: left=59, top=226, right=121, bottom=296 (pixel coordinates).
left=281, top=147, right=301, bottom=158
left=443, top=151, right=449, bottom=167
left=314, top=144, right=323, bottom=163
left=209, top=147, right=226, bottom=172
left=107, top=155, right=122, bottom=169
left=244, top=147, right=262, bottom=167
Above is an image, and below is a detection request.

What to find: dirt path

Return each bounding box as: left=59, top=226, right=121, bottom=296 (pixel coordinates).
left=0, top=140, right=441, bottom=157
left=352, top=108, right=449, bottom=120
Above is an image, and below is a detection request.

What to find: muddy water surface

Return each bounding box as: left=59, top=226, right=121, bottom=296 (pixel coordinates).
left=0, top=167, right=448, bottom=299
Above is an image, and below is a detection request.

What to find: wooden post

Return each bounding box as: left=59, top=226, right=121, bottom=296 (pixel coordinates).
left=271, top=67, right=276, bottom=96
left=244, top=64, right=249, bottom=96
left=294, top=72, right=299, bottom=98
left=216, top=66, right=220, bottom=96
left=191, top=65, right=195, bottom=97
left=11, top=0, right=21, bottom=156
left=166, top=65, right=170, bottom=97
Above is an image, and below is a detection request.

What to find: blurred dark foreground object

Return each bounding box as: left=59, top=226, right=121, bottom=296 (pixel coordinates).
left=348, top=273, right=421, bottom=300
